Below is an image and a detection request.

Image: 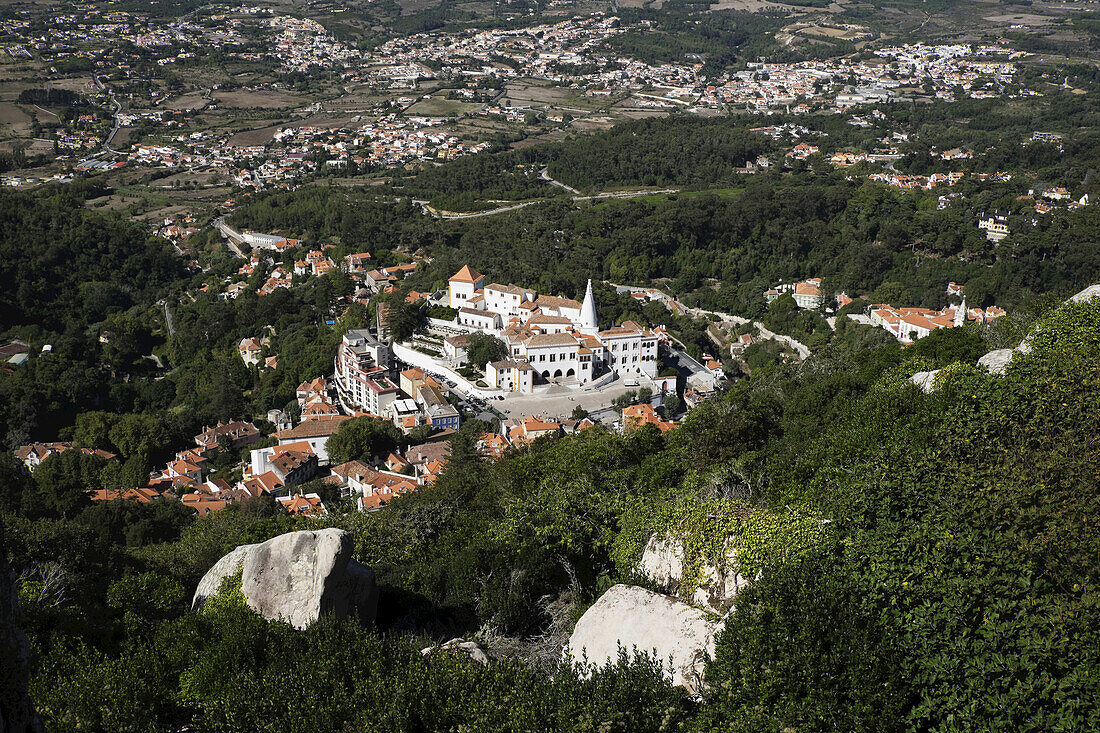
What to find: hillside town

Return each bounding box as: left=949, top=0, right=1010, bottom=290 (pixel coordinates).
left=0, top=0, right=1046, bottom=189
left=11, top=248, right=1010, bottom=521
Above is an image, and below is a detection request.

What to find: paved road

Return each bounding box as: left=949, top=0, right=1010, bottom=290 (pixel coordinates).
left=93, top=75, right=124, bottom=154
left=415, top=186, right=681, bottom=220
left=415, top=199, right=542, bottom=220
left=162, top=300, right=176, bottom=337
left=213, top=216, right=247, bottom=258
left=540, top=166, right=581, bottom=195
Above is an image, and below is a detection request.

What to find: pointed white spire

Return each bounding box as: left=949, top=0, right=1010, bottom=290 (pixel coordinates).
left=579, top=279, right=599, bottom=333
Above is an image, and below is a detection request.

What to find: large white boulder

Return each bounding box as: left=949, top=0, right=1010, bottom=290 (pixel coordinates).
left=1069, top=284, right=1100, bottom=303
left=638, top=535, right=748, bottom=614
left=192, top=529, right=378, bottom=629
left=977, top=348, right=1015, bottom=375
left=567, top=584, right=719, bottom=695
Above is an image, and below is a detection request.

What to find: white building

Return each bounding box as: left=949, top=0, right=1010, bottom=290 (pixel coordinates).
left=448, top=265, right=484, bottom=309
left=389, top=398, right=422, bottom=433
left=486, top=359, right=535, bottom=393
left=444, top=268, right=659, bottom=390
left=765, top=278, right=825, bottom=309
left=457, top=308, right=501, bottom=331
left=484, top=282, right=536, bottom=316
left=242, top=231, right=298, bottom=250
left=596, top=323, right=659, bottom=379
left=978, top=212, right=1009, bottom=242
left=333, top=329, right=393, bottom=414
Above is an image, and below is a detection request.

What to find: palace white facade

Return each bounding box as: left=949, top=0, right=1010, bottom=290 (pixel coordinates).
left=448, top=268, right=659, bottom=392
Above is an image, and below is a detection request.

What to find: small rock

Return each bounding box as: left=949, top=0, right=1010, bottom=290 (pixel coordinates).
left=421, top=638, right=490, bottom=665
left=909, top=369, right=940, bottom=394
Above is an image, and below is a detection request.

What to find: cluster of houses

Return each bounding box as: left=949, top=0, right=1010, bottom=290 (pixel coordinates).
left=977, top=188, right=1089, bottom=242
left=762, top=277, right=1008, bottom=345
left=213, top=243, right=421, bottom=304
left=13, top=441, right=116, bottom=472
left=869, top=171, right=967, bottom=190
left=13, top=383, right=680, bottom=518
left=866, top=291, right=1006, bottom=344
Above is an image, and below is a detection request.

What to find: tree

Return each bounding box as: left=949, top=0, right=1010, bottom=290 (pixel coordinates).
left=73, top=411, right=119, bottom=451
left=106, top=571, right=187, bottom=621
left=326, top=417, right=401, bottom=465
left=0, top=452, right=29, bottom=513
left=465, top=332, right=508, bottom=369
left=379, top=294, right=423, bottom=342
left=101, top=313, right=154, bottom=371
left=108, top=414, right=172, bottom=460
left=611, top=390, right=637, bottom=412
left=27, top=450, right=107, bottom=518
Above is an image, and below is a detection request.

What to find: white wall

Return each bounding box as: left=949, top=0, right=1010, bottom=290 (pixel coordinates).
left=392, top=343, right=504, bottom=401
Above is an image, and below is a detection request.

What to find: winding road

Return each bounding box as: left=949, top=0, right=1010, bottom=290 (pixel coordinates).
left=93, top=75, right=123, bottom=154
left=414, top=178, right=681, bottom=220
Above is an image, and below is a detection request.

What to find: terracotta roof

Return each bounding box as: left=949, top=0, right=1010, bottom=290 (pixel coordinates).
left=88, top=487, right=168, bottom=503
left=525, top=333, right=577, bottom=348
left=330, top=460, right=374, bottom=480
left=277, top=493, right=326, bottom=516
left=242, top=470, right=283, bottom=496
left=450, top=265, right=483, bottom=283
left=276, top=416, right=349, bottom=440
left=535, top=294, right=582, bottom=311
left=529, top=314, right=572, bottom=325
left=486, top=283, right=533, bottom=296
left=181, top=494, right=227, bottom=514
left=406, top=442, right=451, bottom=466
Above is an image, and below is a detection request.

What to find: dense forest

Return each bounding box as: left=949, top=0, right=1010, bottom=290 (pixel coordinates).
left=224, top=173, right=1100, bottom=321
left=0, top=186, right=182, bottom=332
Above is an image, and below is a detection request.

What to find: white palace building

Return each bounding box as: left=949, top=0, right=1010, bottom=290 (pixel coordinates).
left=447, top=266, right=659, bottom=393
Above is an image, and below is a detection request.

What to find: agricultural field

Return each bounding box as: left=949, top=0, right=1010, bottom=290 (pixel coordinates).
left=403, top=93, right=485, bottom=117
